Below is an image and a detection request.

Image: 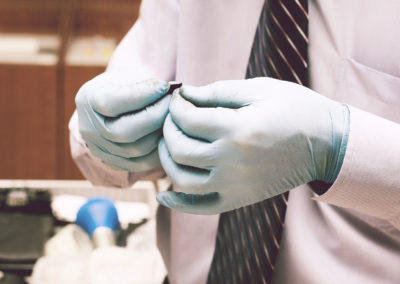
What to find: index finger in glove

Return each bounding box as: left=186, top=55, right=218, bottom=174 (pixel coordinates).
left=80, top=76, right=169, bottom=117
left=179, top=81, right=249, bottom=108
left=90, top=94, right=171, bottom=143
left=169, top=91, right=237, bottom=142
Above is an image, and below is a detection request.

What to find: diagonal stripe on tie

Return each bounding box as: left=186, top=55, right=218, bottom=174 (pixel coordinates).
left=208, top=0, right=308, bottom=283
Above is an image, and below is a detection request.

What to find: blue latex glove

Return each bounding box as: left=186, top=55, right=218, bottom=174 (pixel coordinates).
left=75, top=71, right=170, bottom=172
left=157, top=78, right=350, bottom=214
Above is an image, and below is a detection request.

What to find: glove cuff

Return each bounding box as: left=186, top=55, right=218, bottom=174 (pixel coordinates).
left=324, top=104, right=350, bottom=183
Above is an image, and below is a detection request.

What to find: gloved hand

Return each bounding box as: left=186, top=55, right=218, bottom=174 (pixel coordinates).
left=157, top=77, right=350, bottom=215
left=75, top=71, right=171, bottom=172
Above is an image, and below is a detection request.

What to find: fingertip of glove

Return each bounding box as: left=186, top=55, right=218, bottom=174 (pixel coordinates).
left=142, top=79, right=169, bottom=94
left=179, top=85, right=201, bottom=100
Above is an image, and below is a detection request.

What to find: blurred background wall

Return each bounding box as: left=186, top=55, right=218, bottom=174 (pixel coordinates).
left=0, top=0, right=141, bottom=180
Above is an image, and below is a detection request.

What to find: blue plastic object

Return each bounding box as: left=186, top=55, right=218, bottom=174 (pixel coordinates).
left=76, top=197, right=120, bottom=236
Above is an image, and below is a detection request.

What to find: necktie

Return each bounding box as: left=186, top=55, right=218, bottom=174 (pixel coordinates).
left=207, top=0, right=308, bottom=283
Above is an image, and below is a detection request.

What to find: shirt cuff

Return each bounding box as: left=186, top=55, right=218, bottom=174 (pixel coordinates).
left=314, top=106, right=400, bottom=229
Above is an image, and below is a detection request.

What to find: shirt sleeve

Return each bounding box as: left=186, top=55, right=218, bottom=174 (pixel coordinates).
left=68, top=0, right=179, bottom=188
left=314, top=106, right=400, bottom=229
left=106, top=0, right=179, bottom=79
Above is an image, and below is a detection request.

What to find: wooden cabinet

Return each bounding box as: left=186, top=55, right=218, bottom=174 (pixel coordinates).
left=0, top=64, right=58, bottom=179
left=0, top=0, right=141, bottom=179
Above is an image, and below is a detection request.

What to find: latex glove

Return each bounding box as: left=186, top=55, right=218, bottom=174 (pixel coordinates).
left=75, top=71, right=170, bottom=172
left=157, top=77, right=350, bottom=215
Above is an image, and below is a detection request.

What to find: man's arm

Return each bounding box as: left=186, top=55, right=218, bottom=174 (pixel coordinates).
left=106, top=0, right=179, bottom=76
left=315, top=106, right=400, bottom=229
left=155, top=78, right=400, bottom=230
left=69, top=0, right=179, bottom=188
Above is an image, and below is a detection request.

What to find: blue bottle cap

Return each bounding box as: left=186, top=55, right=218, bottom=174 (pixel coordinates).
left=75, top=197, right=120, bottom=236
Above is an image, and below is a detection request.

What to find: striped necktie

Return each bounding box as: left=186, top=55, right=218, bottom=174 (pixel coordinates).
left=207, top=0, right=308, bottom=283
